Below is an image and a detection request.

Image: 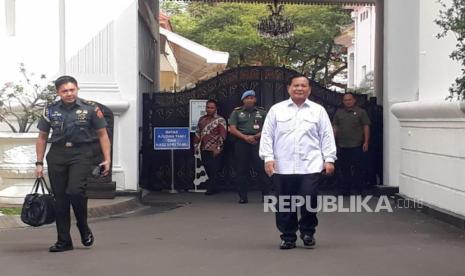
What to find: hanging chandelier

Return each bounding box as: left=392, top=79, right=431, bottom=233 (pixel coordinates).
left=257, top=0, right=294, bottom=39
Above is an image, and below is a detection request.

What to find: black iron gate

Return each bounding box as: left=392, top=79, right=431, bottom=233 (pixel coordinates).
left=140, top=66, right=382, bottom=191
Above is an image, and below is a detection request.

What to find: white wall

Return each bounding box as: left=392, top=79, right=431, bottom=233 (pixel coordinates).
left=391, top=102, right=465, bottom=217
left=353, top=6, right=376, bottom=87
left=64, top=0, right=137, bottom=191
left=0, top=0, right=60, bottom=84
left=0, top=0, right=140, bottom=192
left=384, top=0, right=420, bottom=187
left=418, top=0, right=461, bottom=101
left=347, top=46, right=355, bottom=88
left=389, top=0, right=465, bottom=217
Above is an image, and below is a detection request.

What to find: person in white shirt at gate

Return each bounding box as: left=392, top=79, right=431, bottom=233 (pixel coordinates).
left=259, top=74, right=337, bottom=250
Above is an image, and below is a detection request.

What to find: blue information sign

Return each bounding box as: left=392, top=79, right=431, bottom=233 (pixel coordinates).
left=154, top=127, right=190, bottom=150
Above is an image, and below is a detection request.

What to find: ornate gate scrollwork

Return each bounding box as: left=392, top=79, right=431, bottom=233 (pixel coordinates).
left=141, top=66, right=382, bottom=191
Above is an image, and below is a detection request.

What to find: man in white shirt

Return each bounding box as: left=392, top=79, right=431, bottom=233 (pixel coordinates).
left=259, top=74, right=337, bottom=250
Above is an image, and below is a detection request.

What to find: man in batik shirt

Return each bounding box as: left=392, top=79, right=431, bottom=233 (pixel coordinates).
left=194, top=99, right=227, bottom=195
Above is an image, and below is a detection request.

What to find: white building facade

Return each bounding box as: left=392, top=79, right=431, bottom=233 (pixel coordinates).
left=1, top=0, right=465, bottom=220
left=387, top=0, right=465, bottom=217
left=0, top=0, right=160, bottom=193
left=346, top=5, right=376, bottom=90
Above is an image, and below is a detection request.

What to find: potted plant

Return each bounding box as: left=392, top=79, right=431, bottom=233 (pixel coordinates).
left=0, top=64, right=56, bottom=204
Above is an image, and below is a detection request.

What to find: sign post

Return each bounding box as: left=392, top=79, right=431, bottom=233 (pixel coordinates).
left=170, top=149, right=175, bottom=193
left=154, top=127, right=190, bottom=193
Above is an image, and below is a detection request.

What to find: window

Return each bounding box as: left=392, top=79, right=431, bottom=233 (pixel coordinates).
left=359, top=10, right=369, bottom=22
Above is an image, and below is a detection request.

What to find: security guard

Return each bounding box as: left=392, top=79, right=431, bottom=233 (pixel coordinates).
left=229, top=90, right=270, bottom=203
left=35, top=75, right=111, bottom=253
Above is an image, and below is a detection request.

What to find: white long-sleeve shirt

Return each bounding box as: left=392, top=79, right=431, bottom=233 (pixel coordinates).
left=259, top=98, right=337, bottom=175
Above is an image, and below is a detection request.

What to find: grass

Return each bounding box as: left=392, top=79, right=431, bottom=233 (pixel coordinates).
left=0, top=207, right=22, bottom=216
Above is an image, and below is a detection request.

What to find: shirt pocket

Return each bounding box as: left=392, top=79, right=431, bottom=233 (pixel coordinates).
left=276, top=113, right=294, bottom=133
left=75, top=119, right=90, bottom=129
left=301, top=117, right=318, bottom=133
left=71, top=119, right=92, bottom=140
left=50, top=119, right=63, bottom=133
left=237, top=113, right=249, bottom=124
left=299, top=117, right=320, bottom=160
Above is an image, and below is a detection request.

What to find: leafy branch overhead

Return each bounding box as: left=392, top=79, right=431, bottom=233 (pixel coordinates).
left=0, top=64, right=57, bottom=133
left=435, top=0, right=465, bottom=100
left=163, top=2, right=352, bottom=89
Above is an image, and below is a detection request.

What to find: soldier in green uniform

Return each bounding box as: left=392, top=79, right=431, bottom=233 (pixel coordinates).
left=332, top=92, right=371, bottom=195
left=35, top=75, right=111, bottom=252
left=229, top=90, right=270, bottom=203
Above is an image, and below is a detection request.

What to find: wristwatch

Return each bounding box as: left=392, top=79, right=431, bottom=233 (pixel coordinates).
left=35, top=161, right=44, bottom=166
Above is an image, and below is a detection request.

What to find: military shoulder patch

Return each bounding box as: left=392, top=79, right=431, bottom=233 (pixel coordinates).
left=93, top=106, right=104, bottom=119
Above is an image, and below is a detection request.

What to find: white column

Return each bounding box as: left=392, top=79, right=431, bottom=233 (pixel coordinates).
left=374, top=0, right=382, bottom=104
left=384, top=0, right=420, bottom=186
left=59, top=0, right=65, bottom=74
left=63, top=0, right=139, bottom=191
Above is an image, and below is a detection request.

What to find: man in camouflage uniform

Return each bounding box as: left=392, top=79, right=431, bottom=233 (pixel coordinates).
left=35, top=75, right=111, bottom=252
left=229, top=90, right=270, bottom=203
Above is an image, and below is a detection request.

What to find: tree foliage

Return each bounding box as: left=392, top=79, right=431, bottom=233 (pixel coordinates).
left=435, top=0, right=465, bottom=100
left=0, top=64, right=57, bottom=133
left=162, top=2, right=352, bottom=88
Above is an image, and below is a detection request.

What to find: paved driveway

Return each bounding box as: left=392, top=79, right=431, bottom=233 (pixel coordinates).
left=1, top=192, right=464, bottom=276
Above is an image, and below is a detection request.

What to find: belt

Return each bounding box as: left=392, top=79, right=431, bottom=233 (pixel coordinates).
left=64, top=142, right=74, bottom=148
left=53, top=142, right=93, bottom=148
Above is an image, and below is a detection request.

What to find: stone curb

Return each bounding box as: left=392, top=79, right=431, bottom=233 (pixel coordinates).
left=0, top=196, right=143, bottom=230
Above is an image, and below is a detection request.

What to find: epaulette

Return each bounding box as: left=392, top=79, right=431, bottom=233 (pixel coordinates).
left=82, top=99, right=98, bottom=107
left=256, top=106, right=266, bottom=110
left=233, top=106, right=242, bottom=110
left=83, top=99, right=105, bottom=119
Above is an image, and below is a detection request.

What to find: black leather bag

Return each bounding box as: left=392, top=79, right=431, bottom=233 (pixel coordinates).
left=20, top=177, right=56, bottom=227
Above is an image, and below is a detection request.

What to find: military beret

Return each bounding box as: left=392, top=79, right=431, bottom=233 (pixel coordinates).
left=241, top=90, right=256, bottom=101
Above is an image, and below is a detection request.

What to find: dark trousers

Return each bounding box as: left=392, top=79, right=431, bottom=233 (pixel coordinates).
left=273, top=173, right=321, bottom=242
left=234, top=140, right=270, bottom=199
left=201, top=150, right=221, bottom=191
left=46, top=144, right=94, bottom=243
left=337, top=146, right=364, bottom=194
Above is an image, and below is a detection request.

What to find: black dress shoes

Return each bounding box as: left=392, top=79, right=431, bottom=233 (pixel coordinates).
left=238, top=198, right=248, bottom=204
left=279, top=240, right=296, bottom=250
left=49, top=241, right=73, bottom=252
left=81, top=231, right=94, bottom=247
left=301, top=234, right=316, bottom=248
left=204, top=189, right=219, bottom=195
left=78, top=224, right=94, bottom=247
